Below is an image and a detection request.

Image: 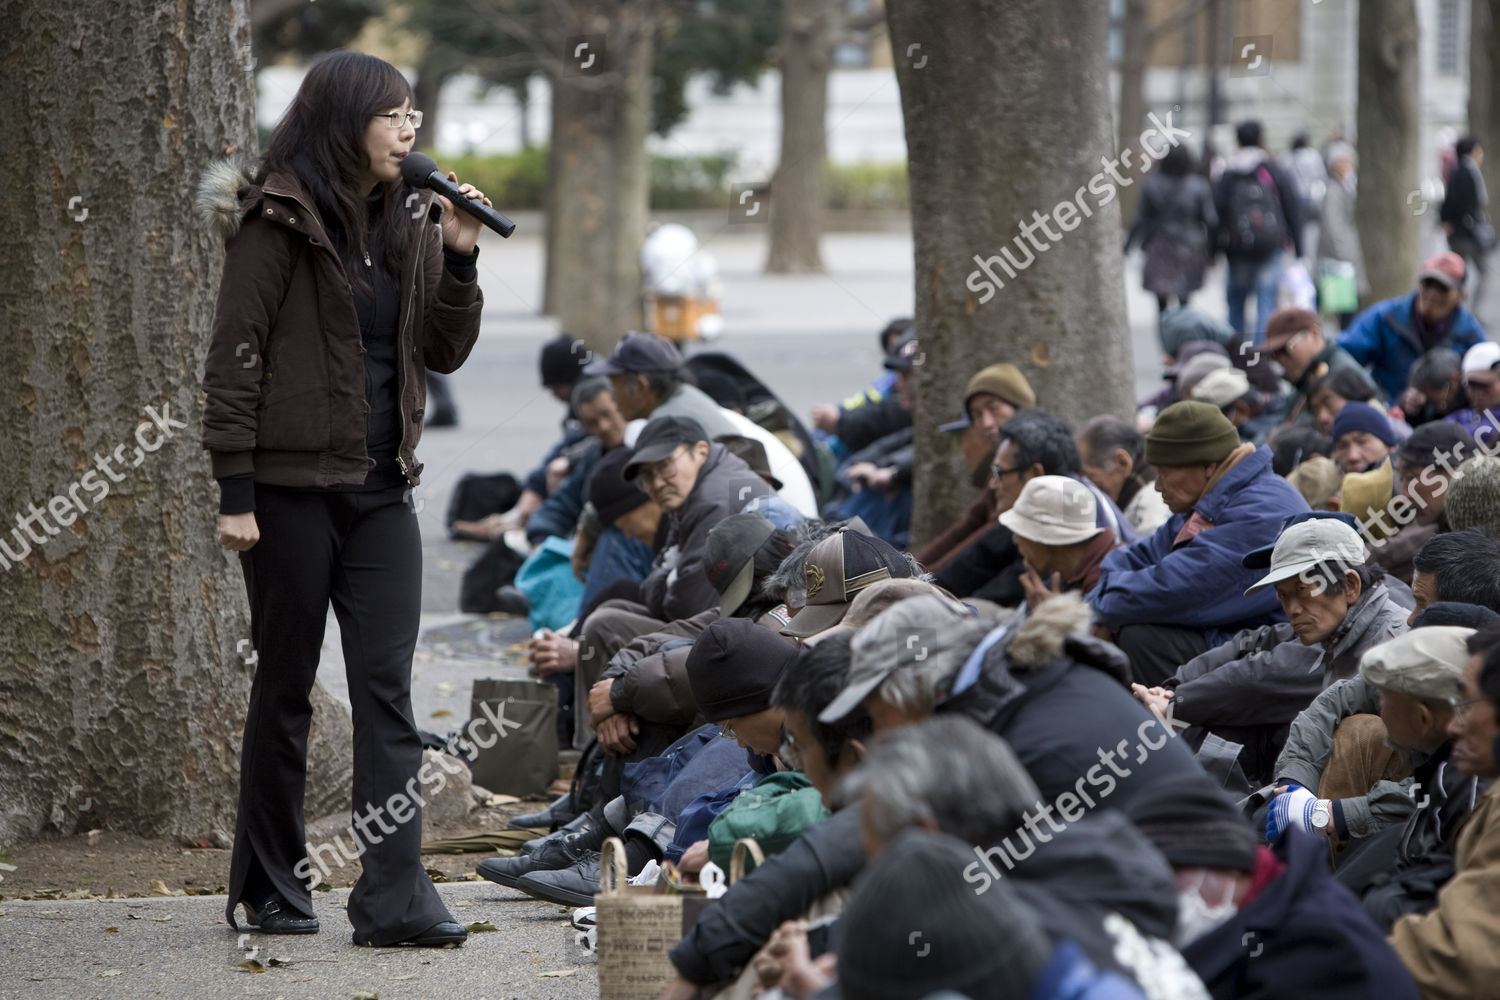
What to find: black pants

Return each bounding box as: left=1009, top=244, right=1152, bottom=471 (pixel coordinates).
left=225, top=484, right=450, bottom=944
left=1115, top=623, right=1211, bottom=687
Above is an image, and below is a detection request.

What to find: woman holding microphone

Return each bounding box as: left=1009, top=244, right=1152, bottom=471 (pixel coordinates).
left=200, top=51, right=488, bottom=947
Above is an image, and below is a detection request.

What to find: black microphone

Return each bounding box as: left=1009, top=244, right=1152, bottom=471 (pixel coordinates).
left=400, top=151, right=516, bottom=238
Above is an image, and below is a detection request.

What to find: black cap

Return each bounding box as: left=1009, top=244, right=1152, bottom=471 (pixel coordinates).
left=587, top=445, right=651, bottom=526
left=685, top=618, right=798, bottom=721
left=882, top=332, right=921, bottom=372
left=540, top=334, right=589, bottom=388
left=582, top=331, right=683, bottom=376
left=622, top=416, right=710, bottom=480
left=704, top=513, right=779, bottom=616
left=1397, top=420, right=1476, bottom=467
left=1125, top=776, right=1259, bottom=873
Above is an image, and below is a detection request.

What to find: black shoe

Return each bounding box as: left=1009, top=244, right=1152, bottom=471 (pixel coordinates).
left=492, top=585, right=530, bottom=617
left=478, top=829, right=593, bottom=887
left=243, top=897, right=319, bottom=934
left=519, top=807, right=595, bottom=852
left=509, top=791, right=577, bottom=831
left=514, top=852, right=602, bottom=907
left=354, top=919, right=468, bottom=948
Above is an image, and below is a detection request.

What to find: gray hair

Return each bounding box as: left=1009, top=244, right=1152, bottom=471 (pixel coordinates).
left=758, top=518, right=928, bottom=607
left=851, top=597, right=996, bottom=714
left=843, top=716, right=1041, bottom=849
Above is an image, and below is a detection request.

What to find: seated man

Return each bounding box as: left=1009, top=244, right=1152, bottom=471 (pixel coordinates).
left=520, top=376, right=627, bottom=549
left=779, top=526, right=917, bottom=641
left=1445, top=456, right=1500, bottom=537
left=809, top=316, right=911, bottom=447
left=1077, top=414, right=1173, bottom=537
left=916, top=362, right=1037, bottom=570
left=931, top=408, right=1135, bottom=603
left=1133, top=513, right=1410, bottom=786
left=1125, top=778, right=1420, bottom=999
left=999, top=474, right=1121, bottom=611
left=1374, top=422, right=1476, bottom=582
left=1089, top=400, right=1310, bottom=685
left=1337, top=251, right=1486, bottom=403
left=831, top=335, right=919, bottom=546
left=1306, top=367, right=1389, bottom=436
left=1264, top=306, right=1367, bottom=426
left=1269, top=627, right=1471, bottom=862
left=1332, top=401, right=1398, bottom=474
left=1401, top=347, right=1467, bottom=427
left=1445, top=340, right=1500, bottom=447
left=1390, top=625, right=1500, bottom=998
left=1407, top=530, right=1500, bottom=623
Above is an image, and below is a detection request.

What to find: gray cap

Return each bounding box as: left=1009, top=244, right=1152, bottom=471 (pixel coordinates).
left=1244, top=517, right=1367, bottom=596
left=820, top=595, right=985, bottom=723
left=1359, top=626, right=1474, bottom=703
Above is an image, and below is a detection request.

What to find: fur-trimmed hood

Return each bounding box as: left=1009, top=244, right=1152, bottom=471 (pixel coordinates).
left=1003, top=592, right=1131, bottom=685
left=194, top=156, right=263, bottom=240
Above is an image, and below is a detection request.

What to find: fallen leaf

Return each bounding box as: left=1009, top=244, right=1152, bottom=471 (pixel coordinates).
left=63, top=889, right=92, bottom=900
left=104, top=926, right=119, bottom=932
left=352, top=992, right=380, bottom=999
left=538, top=967, right=581, bottom=978
left=148, top=879, right=172, bottom=897
left=267, top=958, right=291, bottom=967
left=430, top=709, right=452, bottom=718
left=455, top=900, right=473, bottom=907
left=313, top=882, right=333, bottom=893
left=236, top=959, right=264, bottom=973
left=464, top=921, right=498, bottom=933
left=152, top=914, right=172, bottom=922
left=100, top=970, right=123, bottom=978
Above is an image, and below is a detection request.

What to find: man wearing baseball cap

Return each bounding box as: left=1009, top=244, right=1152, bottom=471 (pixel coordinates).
left=1089, top=400, right=1310, bottom=686
left=1442, top=340, right=1500, bottom=448
left=999, top=474, right=1120, bottom=610
left=1337, top=251, right=1486, bottom=402
left=585, top=331, right=817, bottom=515
left=1263, top=307, right=1366, bottom=425
left=779, top=526, right=916, bottom=640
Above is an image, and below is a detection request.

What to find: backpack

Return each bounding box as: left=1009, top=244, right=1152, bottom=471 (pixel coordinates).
left=1222, top=164, right=1286, bottom=257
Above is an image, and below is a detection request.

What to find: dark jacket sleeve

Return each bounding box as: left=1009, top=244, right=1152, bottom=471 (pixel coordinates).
left=1268, top=160, right=1306, bottom=257
left=1167, top=623, right=1325, bottom=727
left=525, top=442, right=599, bottom=544
left=652, top=500, right=733, bottom=622
left=916, top=489, right=995, bottom=571
left=668, top=807, right=865, bottom=985
left=417, top=221, right=483, bottom=374
left=603, top=609, right=718, bottom=724
left=202, top=212, right=300, bottom=479
left=834, top=399, right=912, bottom=453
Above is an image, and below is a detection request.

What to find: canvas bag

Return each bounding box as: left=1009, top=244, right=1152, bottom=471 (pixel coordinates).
left=706, top=771, right=830, bottom=870
left=467, top=678, right=558, bottom=798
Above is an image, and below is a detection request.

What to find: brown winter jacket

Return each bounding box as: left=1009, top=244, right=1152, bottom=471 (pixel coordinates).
left=197, top=159, right=483, bottom=489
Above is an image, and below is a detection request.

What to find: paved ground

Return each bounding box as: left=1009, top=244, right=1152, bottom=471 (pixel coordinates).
left=13, top=215, right=1490, bottom=1000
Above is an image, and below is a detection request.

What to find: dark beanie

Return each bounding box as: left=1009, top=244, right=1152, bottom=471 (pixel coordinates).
left=587, top=446, right=650, bottom=527
left=685, top=618, right=797, bottom=721
left=540, top=334, right=588, bottom=388
left=1124, top=776, right=1258, bottom=872
left=1144, top=401, right=1241, bottom=467
left=1398, top=420, right=1474, bottom=466
left=837, top=830, right=1051, bottom=1000
left=1413, top=602, right=1500, bottom=630
left=1331, top=401, right=1397, bottom=447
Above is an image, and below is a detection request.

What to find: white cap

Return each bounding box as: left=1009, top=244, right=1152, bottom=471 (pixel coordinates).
left=1462, top=341, right=1500, bottom=376
left=998, top=475, right=1101, bottom=546
left=1244, top=518, right=1367, bottom=595
left=1192, top=367, right=1252, bottom=409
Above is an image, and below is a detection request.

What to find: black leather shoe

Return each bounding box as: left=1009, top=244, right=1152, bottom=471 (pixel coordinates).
left=519, top=807, right=595, bottom=853
left=514, top=852, right=602, bottom=907
left=478, top=830, right=593, bottom=887
left=509, top=791, right=577, bottom=831
left=243, top=897, right=319, bottom=934
left=492, top=585, right=530, bottom=617
left=354, top=919, right=468, bottom=948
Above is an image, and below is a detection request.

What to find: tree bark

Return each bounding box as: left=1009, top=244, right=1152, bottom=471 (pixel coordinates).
left=1356, top=0, right=1422, bottom=303
left=547, top=0, right=658, bottom=352
left=413, top=49, right=457, bottom=155
left=765, top=0, right=832, bottom=274
left=1474, top=0, right=1500, bottom=215
left=885, top=0, right=1135, bottom=550
left=1116, top=0, right=1151, bottom=225
left=0, top=0, right=351, bottom=846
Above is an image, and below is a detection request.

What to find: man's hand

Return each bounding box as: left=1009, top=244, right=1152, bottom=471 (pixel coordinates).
left=545, top=455, right=571, bottom=495
left=450, top=511, right=510, bottom=541
left=588, top=678, right=617, bottom=724
left=1091, top=623, right=1114, bottom=642
left=1020, top=566, right=1063, bottom=608
left=1130, top=683, right=1174, bottom=720
left=571, top=532, right=597, bottom=582
left=218, top=512, right=260, bottom=551
left=597, top=712, right=639, bottom=754
left=810, top=403, right=839, bottom=434
left=677, top=838, right=710, bottom=876
left=844, top=462, right=877, bottom=491
left=753, top=919, right=836, bottom=999
left=528, top=630, right=579, bottom=675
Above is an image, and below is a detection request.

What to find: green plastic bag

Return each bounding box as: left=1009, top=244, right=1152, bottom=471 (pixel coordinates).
left=707, top=772, right=830, bottom=871
left=1317, top=260, right=1359, bottom=314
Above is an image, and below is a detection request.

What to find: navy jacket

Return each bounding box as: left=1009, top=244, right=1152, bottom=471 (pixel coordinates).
left=1336, top=292, right=1485, bottom=402
left=1183, top=830, right=1420, bottom=1000
left=1089, top=447, right=1309, bottom=647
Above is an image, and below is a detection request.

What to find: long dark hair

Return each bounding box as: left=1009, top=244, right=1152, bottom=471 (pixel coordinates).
left=258, top=51, right=422, bottom=295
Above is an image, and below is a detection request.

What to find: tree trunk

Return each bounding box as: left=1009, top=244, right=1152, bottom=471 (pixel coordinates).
left=1474, top=0, right=1500, bottom=216
left=885, top=0, right=1135, bottom=550
left=413, top=50, right=456, bottom=155
left=0, top=0, right=351, bottom=846
left=765, top=0, right=832, bottom=274
left=1356, top=0, right=1422, bottom=302
left=547, top=0, right=658, bottom=352
left=1116, top=0, right=1151, bottom=226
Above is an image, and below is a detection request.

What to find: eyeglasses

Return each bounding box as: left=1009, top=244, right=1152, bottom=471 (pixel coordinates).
left=718, top=723, right=738, bottom=741
left=373, top=110, right=423, bottom=129
left=1269, top=331, right=1307, bottom=360
left=991, top=465, right=1026, bottom=480
left=1453, top=697, right=1489, bottom=720
left=1464, top=378, right=1497, bottom=393
left=638, top=447, right=688, bottom=487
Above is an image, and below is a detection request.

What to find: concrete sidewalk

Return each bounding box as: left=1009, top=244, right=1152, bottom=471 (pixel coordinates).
left=1, top=880, right=598, bottom=1000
